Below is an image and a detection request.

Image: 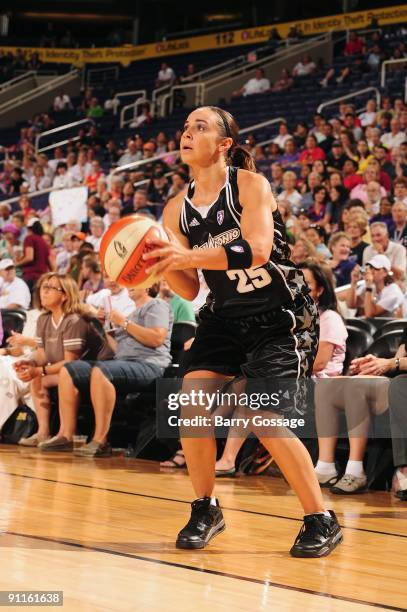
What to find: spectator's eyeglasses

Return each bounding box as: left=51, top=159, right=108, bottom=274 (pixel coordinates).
left=41, top=284, right=64, bottom=293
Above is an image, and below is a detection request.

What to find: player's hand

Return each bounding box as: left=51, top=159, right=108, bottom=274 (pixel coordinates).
left=143, top=229, right=193, bottom=275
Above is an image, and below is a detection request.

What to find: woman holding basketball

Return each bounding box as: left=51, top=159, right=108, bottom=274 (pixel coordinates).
left=144, top=106, right=342, bottom=558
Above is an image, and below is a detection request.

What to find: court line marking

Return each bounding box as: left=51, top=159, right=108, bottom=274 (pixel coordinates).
left=4, top=530, right=406, bottom=612
left=1, top=469, right=406, bottom=540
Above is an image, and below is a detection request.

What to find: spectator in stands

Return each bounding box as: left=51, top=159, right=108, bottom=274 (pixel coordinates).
left=292, top=122, right=308, bottom=150
left=41, top=287, right=172, bottom=455
left=344, top=31, right=365, bottom=56
left=342, top=159, right=361, bottom=191
left=300, top=261, right=347, bottom=377
left=346, top=215, right=369, bottom=265
left=370, top=196, right=394, bottom=230
left=279, top=138, right=300, bottom=169
left=0, top=259, right=31, bottom=309
left=232, top=68, right=270, bottom=97
left=300, top=172, right=322, bottom=209
left=86, top=216, right=105, bottom=252
left=158, top=279, right=195, bottom=323
left=290, top=236, right=317, bottom=265
left=392, top=178, right=407, bottom=207
left=156, top=62, right=176, bottom=88
left=168, top=171, right=188, bottom=198
left=273, top=122, right=292, bottom=149
left=292, top=54, right=316, bottom=76
left=367, top=44, right=385, bottom=70
left=381, top=118, right=406, bottom=150
left=103, top=202, right=121, bottom=229
left=86, top=98, right=104, bottom=119
left=271, top=68, right=293, bottom=92
left=180, top=63, right=196, bottom=82
left=9, top=167, right=24, bottom=194
left=299, top=135, right=326, bottom=164
left=390, top=201, right=407, bottom=248
left=86, top=160, right=104, bottom=192
left=117, top=140, right=142, bottom=167
left=86, top=276, right=134, bottom=320
left=307, top=186, right=330, bottom=225
left=359, top=99, right=377, bottom=127
left=327, top=232, right=356, bottom=287
left=52, top=162, right=73, bottom=189
left=130, top=103, right=153, bottom=129
left=147, top=169, right=170, bottom=218
left=17, top=219, right=51, bottom=292
left=53, top=90, right=72, bottom=112
left=270, top=162, right=283, bottom=194
left=277, top=170, right=302, bottom=215
left=80, top=259, right=104, bottom=300
left=304, top=225, right=331, bottom=258
left=347, top=255, right=404, bottom=317
left=69, top=150, right=91, bottom=185
left=0, top=203, right=12, bottom=230
left=326, top=140, right=348, bottom=173
left=15, top=273, right=106, bottom=447
left=362, top=222, right=406, bottom=282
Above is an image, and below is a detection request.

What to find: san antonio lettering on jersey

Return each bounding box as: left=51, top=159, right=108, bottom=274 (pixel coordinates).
left=179, top=166, right=308, bottom=314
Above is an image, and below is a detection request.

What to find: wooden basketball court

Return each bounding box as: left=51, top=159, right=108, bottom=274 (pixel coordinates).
left=0, top=445, right=406, bottom=611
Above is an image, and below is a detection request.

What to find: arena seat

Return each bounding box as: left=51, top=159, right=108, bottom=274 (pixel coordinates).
left=373, top=320, right=407, bottom=340
left=345, top=318, right=377, bottom=336
left=367, top=330, right=405, bottom=359
left=343, top=326, right=374, bottom=374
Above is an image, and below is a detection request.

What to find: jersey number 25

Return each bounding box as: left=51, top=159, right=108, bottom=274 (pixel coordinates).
left=226, top=266, right=272, bottom=293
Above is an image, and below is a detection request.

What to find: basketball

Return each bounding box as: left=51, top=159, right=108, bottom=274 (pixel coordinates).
left=99, top=214, right=166, bottom=288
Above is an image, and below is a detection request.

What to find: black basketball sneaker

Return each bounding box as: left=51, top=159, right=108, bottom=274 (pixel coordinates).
left=290, top=510, right=343, bottom=558
left=176, top=497, right=225, bottom=549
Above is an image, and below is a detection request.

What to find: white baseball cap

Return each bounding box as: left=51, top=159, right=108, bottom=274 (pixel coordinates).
left=0, top=258, right=15, bottom=271
left=27, top=217, right=40, bottom=228
left=366, top=254, right=391, bottom=271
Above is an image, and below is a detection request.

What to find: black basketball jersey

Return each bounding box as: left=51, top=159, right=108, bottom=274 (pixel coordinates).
left=179, top=166, right=308, bottom=315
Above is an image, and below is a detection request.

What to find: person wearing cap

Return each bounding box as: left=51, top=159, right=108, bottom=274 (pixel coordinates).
left=0, top=259, right=31, bottom=309
left=16, top=218, right=51, bottom=292
left=347, top=254, right=404, bottom=317
left=0, top=203, right=12, bottom=229
left=326, top=141, right=349, bottom=173
left=362, top=221, right=406, bottom=283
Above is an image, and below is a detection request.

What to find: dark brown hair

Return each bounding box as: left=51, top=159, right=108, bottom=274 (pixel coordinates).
left=207, top=106, right=257, bottom=173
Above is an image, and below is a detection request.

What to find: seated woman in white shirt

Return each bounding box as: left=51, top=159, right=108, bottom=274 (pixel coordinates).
left=346, top=254, right=404, bottom=317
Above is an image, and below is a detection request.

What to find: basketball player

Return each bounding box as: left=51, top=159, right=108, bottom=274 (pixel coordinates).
left=144, top=106, right=342, bottom=557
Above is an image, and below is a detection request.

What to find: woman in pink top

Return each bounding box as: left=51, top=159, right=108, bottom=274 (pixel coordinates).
left=299, top=261, right=347, bottom=377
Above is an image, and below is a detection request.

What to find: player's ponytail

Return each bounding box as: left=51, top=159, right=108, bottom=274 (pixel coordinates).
left=208, top=105, right=257, bottom=173
left=229, top=144, right=257, bottom=172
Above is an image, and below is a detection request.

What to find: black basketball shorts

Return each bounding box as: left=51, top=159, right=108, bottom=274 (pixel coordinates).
left=183, top=293, right=319, bottom=380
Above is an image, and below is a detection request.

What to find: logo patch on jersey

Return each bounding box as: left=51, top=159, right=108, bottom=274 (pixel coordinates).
left=189, top=218, right=200, bottom=227
left=217, top=210, right=224, bottom=225
left=230, top=245, right=244, bottom=253
left=193, top=228, right=240, bottom=249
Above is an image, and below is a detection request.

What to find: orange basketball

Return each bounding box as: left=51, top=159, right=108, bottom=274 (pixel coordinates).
left=99, top=214, right=167, bottom=288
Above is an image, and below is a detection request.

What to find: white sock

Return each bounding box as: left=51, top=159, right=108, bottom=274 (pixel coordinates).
left=396, top=469, right=407, bottom=489
left=210, top=497, right=217, bottom=506
left=345, top=460, right=365, bottom=478
left=315, top=460, right=337, bottom=476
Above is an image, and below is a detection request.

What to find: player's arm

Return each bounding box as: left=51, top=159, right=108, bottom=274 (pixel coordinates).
left=145, top=171, right=274, bottom=274
left=161, top=192, right=200, bottom=301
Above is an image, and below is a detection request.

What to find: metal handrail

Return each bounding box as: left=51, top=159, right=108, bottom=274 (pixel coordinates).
left=380, top=58, right=407, bottom=88
left=0, top=184, right=66, bottom=207
left=345, top=28, right=381, bottom=41
left=0, top=69, right=79, bottom=115
left=0, top=71, right=36, bottom=93
left=240, top=117, right=285, bottom=135
left=35, top=118, right=94, bottom=153
left=317, top=87, right=381, bottom=114
left=181, top=40, right=292, bottom=85
left=112, top=150, right=181, bottom=175
left=119, top=97, right=153, bottom=129
left=204, top=33, right=330, bottom=92
left=86, top=65, right=119, bottom=88
left=114, top=89, right=147, bottom=103
left=165, top=82, right=204, bottom=117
